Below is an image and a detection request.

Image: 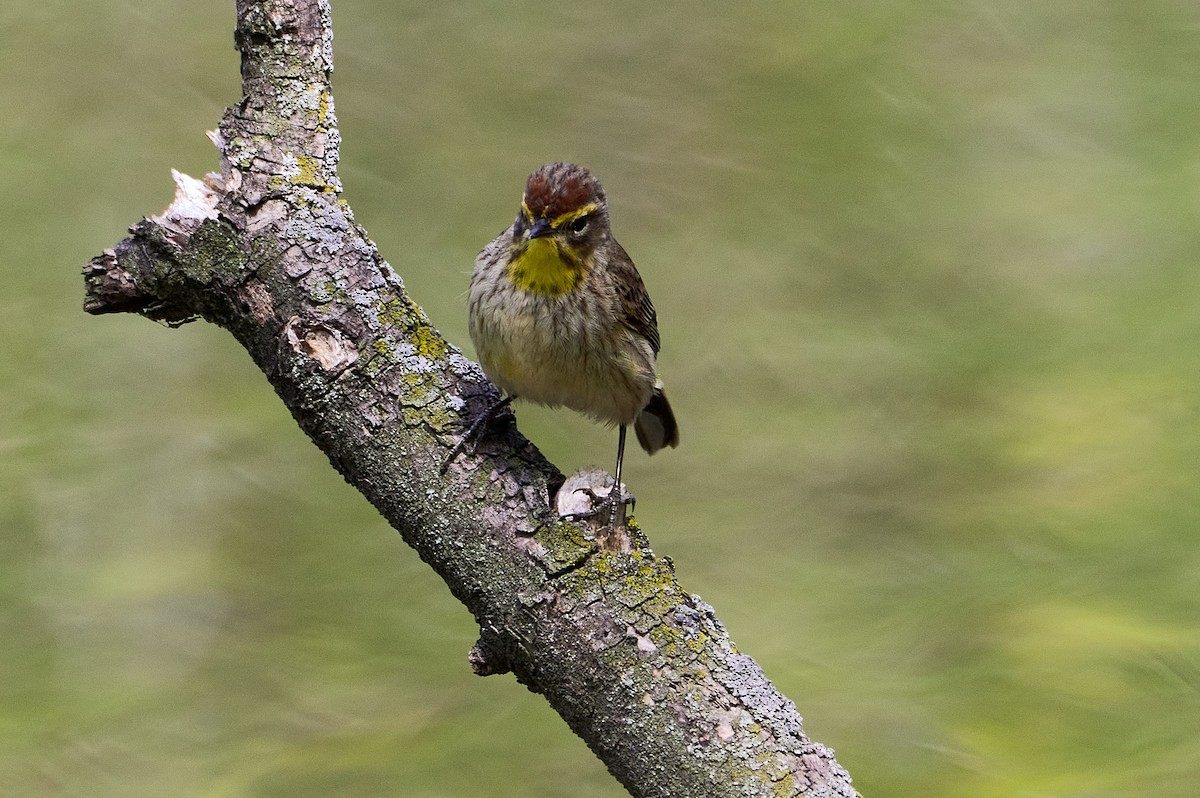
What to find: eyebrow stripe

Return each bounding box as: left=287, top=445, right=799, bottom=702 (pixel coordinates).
left=550, top=203, right=599, bottom=228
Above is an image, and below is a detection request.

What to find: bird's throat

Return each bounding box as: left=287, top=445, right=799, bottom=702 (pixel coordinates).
left=507, top=238, right=584, bottom=296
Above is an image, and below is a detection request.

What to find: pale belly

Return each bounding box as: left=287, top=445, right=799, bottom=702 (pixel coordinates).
left=470, top=292, right=655, bottom=426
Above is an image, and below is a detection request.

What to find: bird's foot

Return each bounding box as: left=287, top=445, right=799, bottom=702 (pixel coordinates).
left=440, top=395, right=514, bottom=474
left=555, top=469, right=635, bottom=551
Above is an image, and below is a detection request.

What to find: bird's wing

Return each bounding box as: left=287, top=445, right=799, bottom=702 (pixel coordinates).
left=609, top=241, right=661, bottom=355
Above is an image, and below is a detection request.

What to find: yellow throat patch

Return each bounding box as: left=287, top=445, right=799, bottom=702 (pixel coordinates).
left=507, top=237, right=584, bottom=296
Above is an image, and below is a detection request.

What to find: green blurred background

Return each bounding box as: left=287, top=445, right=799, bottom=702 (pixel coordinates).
left=4, top=1, right=1200, bottom=796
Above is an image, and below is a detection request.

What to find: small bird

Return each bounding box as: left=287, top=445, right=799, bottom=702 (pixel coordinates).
left=462, top=162, right=678, bottom=525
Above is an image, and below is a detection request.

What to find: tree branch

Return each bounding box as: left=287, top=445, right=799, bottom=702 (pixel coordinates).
left=82, top=2, right=859, bottom=796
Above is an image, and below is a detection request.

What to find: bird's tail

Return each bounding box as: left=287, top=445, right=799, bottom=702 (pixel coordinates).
left=634, top=382, right=680, bottom=455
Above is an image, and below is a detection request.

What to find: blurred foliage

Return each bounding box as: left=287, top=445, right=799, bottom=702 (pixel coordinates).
left=3, top=1, right=1200, bottom=796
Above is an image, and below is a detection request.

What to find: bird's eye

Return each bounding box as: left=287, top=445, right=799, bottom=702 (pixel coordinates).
left=568, top=216, right=589, bottom=234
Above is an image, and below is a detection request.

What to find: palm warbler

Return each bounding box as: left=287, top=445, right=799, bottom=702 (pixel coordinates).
left=463, top=162, right=678, bottom=520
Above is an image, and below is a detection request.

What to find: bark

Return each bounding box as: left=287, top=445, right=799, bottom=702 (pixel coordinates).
left=81, top=2, right=860, bottom=796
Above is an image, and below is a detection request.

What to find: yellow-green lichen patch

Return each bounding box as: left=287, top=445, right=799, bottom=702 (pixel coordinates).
left=272, top=151, right=327, bottom=191
left=357, top=340, right=394, bottom=379
left=553, top=547, right=682, bottom=616
left=615, top=553, right=678, bottom=609
left=648, top=619, right=686, bottom=659
left=317, top=90, right=332, bottom=124
left=644, top=607, right=710, bottom=663
left=397, top=379, right=456, bottom=431
left=420, top=402, right=457, bottom=432
left=375, top=296, right=421, bottom=330
left=407, top=381, right=433, bottom=410
left=291, top=155, right=321, bottom=186
left=400, top=406, right=426, bottom=427
left=411, top=323, right=447, bottom=360
left=632, top=592, right=677, bottom=630
left=537, top=520, right=597, bottom=581
left=398, top=371, right=431, bottom=393
left=590, top=549, right=621, bottom=577
left=685, top=629, right=710, bottom=653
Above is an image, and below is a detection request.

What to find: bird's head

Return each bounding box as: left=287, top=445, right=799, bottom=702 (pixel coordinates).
left=505, top=163, right=610, bottom=296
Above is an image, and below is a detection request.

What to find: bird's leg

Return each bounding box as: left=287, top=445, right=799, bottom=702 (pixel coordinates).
left=606, top=424, right=629, bottom=536
left=441, top=394, right=515, bottom=473
left=558, top=426, right=633, bottom=528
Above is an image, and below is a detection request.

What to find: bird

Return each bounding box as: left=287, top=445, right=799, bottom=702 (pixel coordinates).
left=458, top=162, right=678, bottom=528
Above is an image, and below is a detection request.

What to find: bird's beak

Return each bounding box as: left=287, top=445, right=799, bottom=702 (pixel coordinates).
left=528, top=218, right=553, bottom=239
